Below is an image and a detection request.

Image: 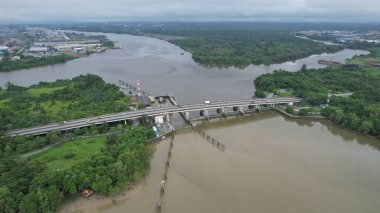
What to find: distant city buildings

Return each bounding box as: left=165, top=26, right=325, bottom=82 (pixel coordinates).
left=29, top=46, right=49, bottom=53
left=0, top=27, right=111, bottom=61
left=297, top=30, right=380, bottom=43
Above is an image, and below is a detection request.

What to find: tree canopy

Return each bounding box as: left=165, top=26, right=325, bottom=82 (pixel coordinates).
left=254, top=66, right=380, bottom=138
left=0, top=127, right=154, bottom=213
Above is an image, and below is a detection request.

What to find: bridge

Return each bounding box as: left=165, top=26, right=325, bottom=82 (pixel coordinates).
left=5, top=97, right=301, bottom=137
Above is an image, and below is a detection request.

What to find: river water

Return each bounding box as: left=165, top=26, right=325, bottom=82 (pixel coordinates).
left=0, top=32, right=368, bottom=104
left=1, top=32, right=378, bottom=213
left=59, top=113, right=380, bottom=213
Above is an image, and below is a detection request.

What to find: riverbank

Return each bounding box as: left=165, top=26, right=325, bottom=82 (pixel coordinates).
left=274, top=107, right=327, bottom=120
left=0, top=34, right=368, bottom=105
left=57, top=133, right=174, bottom=213
left=167, top=31, right=344, bottom=68
left=57, top=169, right=148, bottom=213
left=0, top=54, right=77, bottom=72
left=254, top=66, right=380, bottom=139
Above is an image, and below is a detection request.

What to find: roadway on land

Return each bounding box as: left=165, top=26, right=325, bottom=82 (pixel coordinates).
left=5, top=97, right=301, bottom=137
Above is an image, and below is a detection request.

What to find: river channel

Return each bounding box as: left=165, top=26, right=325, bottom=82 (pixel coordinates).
left=1, top=32, right=378, bottom=213
left=0, top=32, right=368, bottom=104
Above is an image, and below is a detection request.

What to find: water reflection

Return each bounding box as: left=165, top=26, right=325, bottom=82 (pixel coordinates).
left=198, top=112, right=380, bottom=150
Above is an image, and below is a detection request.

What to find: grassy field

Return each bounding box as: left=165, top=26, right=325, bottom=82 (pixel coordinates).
left=27, top=86, right=66, bottom=96
left=346, top=47, right=380, bottom=76
left=0, top=98, right=11, bottom=107
left=40, top=100, right=73, bottom=117
left=31, top=136, right=106, bottom=170
left=360, top=67, right=380, bottom=76
left=276, top=89, right=294, bottom=97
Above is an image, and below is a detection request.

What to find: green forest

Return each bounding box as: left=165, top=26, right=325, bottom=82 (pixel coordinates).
left=254, top=66, right=380, bottom=138
left=52, top=23, right=345, bottom=68
left=0, top=127, right=154, bottom=213
left=0, top=74, right=154, bottom=212
left=168, top=31, right=343, bottom=68
left=0, top=54, right=76, bottom=72
left=0, top=74, right=130, bottom=134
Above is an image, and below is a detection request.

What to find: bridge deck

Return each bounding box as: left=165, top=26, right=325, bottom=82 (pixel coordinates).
left=5, top=97, right=301, bottom=137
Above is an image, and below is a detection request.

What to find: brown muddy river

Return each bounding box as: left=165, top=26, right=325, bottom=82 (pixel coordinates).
left=2, top=32, right=377, bottom=212
left=60, top=112, right=380, bottom=213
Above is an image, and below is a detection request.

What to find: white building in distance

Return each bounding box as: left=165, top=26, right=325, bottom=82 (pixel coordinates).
left=29, top=46, right=49, bottom=53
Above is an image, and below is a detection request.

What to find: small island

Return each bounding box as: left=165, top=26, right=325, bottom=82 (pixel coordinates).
left=52, top=23, right=346, bottom=68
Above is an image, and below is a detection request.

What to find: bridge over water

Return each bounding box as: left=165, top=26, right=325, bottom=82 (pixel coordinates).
left=5, top=97, right=301, bottom=137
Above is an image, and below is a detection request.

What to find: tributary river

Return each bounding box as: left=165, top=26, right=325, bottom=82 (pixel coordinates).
left=1, top=33, right=378, bottom=213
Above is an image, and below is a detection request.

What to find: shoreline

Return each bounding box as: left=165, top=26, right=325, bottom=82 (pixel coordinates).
left=57, top=131, right=172, bottom=213
left=57, top=178, right=148, bottom=213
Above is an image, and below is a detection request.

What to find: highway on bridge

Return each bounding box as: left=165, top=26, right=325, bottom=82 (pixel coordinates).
left=5, top=97, right=301, bottom=137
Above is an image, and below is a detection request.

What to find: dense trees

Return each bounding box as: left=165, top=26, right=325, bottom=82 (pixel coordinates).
left=0, top=74, right=132, bottom=156
left=168, top=31, right=343, bottom=68
left=254, top=67, right=380, bottom=138
left=0, top=54, right=75, bottom=72
left=52, top=23, right=344, bottom=68
left=101, top=40, right=115, bottom=47
left=0, top=131, right=62, bottom=157
left=0, top=74, right=130, bottom=132
left=0, top=127, right=154, bottom=212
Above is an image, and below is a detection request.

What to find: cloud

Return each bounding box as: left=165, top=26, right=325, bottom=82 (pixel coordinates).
left=0, top=0, right=379, bottom=23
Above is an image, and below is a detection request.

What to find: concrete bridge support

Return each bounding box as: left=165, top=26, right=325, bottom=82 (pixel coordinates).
left=200, top=110, right=209, bottom=119
left=185, top=111, right=190, bottom=121
left=217, top=107, right=227, bottom=118
left=166, top=113, right=170, bottom=122
left=239, top=106, right=245, bottom=115
left=204, top=109, right=209, bottom=119
left=222, top=107, right=227, bottom=118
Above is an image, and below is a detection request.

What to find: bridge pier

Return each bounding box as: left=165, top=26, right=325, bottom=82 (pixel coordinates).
left=200, top=109, right=209, bottom=120
left=217, top=107, right=227, bottom=118
left=239, top=106, right=245, bottom=115
left=222, top=107, right=227, bottom=118
left=166, top=113, right=170, bottom=122
left=185, top=111, right=190, bottom=121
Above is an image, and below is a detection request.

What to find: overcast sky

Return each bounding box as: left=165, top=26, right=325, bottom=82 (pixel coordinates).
left=1, top=0, right=380, bottom=23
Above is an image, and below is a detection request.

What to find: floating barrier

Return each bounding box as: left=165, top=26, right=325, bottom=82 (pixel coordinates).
left=156, top=135, right=174, bottom=213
